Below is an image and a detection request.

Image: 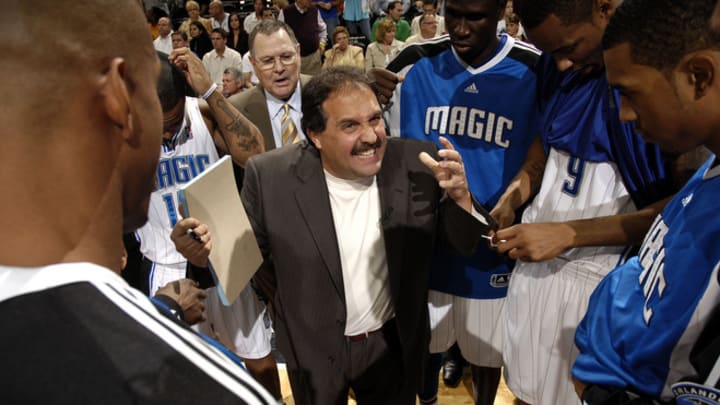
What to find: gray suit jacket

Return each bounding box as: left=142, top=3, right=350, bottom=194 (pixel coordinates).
left=227, top=74, right=313, bottom=153
left=241, top=138, right=492, bottom=403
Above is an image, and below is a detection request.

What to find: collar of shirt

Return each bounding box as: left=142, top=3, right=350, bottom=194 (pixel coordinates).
left=295, top=2, right=308, bottom=13
left=266, top=81, right=303, bottom=121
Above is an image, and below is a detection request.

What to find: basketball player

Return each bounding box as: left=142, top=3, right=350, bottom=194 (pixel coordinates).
left=382, top=0, right=541, bottom=403
left=490, top=0, right=677, bottom=404
left=571, top=0, right=720, bottom=403
left=0, top=0, right=276, bottom=402
left=136, top=48, right=282, bottom=399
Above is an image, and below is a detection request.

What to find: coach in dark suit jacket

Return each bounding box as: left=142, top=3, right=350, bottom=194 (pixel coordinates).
left=242, top=67, right=493, bottom=404
left=175, top=67, right=493, bottom=403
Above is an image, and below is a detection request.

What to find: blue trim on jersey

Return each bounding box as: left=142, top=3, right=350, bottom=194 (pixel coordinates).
left=396, top=37, right=540, bottom=298
left=537, top=54, right=672, bottom=209
left=150, top=298, right=247, bottom=370
left=573, top=157, right=720, bottom=399
left=147, top=261, right=155, bottom=296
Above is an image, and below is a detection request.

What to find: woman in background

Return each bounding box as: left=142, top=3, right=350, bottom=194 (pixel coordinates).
left=189, top=21, right=213, bottom=59
left=323, top=26, right=365, bottom=70
left=365, top=18, right=403, bottom=70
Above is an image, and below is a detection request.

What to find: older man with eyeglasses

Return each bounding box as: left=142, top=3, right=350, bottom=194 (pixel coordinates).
left=228, top=20, right=312, bottom=156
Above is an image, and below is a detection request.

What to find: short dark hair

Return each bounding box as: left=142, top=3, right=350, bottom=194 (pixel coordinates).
left=301, top=67, right=378, bottom=136
left=211, top=27, right=228, bottom=38
left=514, top=0, right=594, bottom=30
left=171, top=31, right=188, bottom=41
left=387, top=0, right=402, bottom=13
left=156, top=51, right=191, bottom=112
left=602, top=0, right=720, bottom=71
left=249, top=20, right=298, bottom=56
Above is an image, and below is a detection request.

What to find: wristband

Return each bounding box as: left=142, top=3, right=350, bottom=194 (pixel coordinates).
left=201, top=83, right=218, bottom=100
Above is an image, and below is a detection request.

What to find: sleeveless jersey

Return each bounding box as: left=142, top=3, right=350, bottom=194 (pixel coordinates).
left=387, top=34, right=541, bottom=298
left=135, top=97, right=219, bottom=265
left=573, top=157, right=720, bottom=401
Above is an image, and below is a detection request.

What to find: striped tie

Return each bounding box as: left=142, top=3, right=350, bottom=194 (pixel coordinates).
left=281, top=103, right=298, bottom=145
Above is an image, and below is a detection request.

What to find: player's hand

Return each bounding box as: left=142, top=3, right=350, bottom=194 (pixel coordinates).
left=168, top=47, right=215, bottom=98
left=156, top=278, right=208, bottom=325
left=489, top=201, right=516, bottom=230
left=572, top=376, right=587, bottom=400
left=171, top=217, right=212, bottom=267
left=494, top=222, right=575, bottom=261
left=368, top=68, right=403, bottom=105
left=419, top=136, right=472, bottom=212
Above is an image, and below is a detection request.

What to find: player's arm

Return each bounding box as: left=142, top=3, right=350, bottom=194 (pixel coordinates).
left=490, top=134, right=546, bottom=229
left=495, top=194, right=671, bottom=262
left=169, top=48, right=265, bottom=167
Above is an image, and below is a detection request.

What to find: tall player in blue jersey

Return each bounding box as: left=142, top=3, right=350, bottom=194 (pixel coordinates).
left=571, top=1, right=720, bottom=403
left=381, top=0, right=542, bottom=403
left=489, top=0, right=682, bottom=404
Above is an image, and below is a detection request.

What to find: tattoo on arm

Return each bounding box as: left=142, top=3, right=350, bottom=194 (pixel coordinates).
left=211, top=98, right=262, bottom=152
left=172, top=280, right=180, bottom=295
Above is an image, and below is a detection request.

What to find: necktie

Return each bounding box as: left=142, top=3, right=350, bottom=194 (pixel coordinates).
left=281, top=103, right=298, bottom=145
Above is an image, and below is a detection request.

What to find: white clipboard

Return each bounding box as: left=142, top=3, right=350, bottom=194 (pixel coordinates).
left=178, top=155, right=262, bottom=305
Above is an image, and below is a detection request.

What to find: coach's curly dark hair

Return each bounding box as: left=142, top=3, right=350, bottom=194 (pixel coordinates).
left=602, top=0, right=720, bottom=71
left=301, top=66, right=379, bottom=138
left=514, top=0, right=594, bottom=30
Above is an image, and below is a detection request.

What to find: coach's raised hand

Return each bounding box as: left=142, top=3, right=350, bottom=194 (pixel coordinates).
left=419, top=136, right=472, bottom=213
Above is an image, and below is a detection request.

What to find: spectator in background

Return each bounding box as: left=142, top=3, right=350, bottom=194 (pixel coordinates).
left=178, top=0, right=212, bottom=38
left=343, top=0, right=372, bottom=42
left=371, top=1, right=411, bottom=41
left=496, top=0, right=524, bottom=39
left=322, top=26, right=365, bottom=69
left=314, top=0, right=341, bottom=46
left=189, top=21, right=213, bottom=59
left=365, top=18, right=403, bottom=70
left=209, top=0, right=230, bottom=31
left=403, top=12, right=438, bottom=46
left=228, top=12, right=250, bottom=55
left=409, top=0, right=445, bottom=37
left=203, top=28, right=244, bottom=89
left=153, top=16, right=174, bottom=54
left=278, top=0, right=328, bottom=75
left=223, top=67, right=244, bottom=97
left=504, top=12, right=523, bottom=40
left=245, top=0, right=266, bottom=34
left=171, top=31, right=190, bottom=50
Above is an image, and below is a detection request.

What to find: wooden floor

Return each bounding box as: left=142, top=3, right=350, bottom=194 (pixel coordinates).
left=278, top=366, right=519, bottom=405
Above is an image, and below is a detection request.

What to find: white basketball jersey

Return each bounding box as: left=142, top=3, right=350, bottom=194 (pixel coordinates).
left=136, top=97, right=219, bottom=265
left=522, top=147, right=637, bottom=271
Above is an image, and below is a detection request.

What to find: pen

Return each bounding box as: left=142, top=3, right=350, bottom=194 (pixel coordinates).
left=481, top=234, right=506, bottom=248
left=186, top=228, right=203, bottom=243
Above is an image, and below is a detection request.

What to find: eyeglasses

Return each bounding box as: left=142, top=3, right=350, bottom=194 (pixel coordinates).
left=254, top=53, right=298, bottom=71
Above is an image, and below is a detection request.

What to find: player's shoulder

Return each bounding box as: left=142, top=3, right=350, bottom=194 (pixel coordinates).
left=505, top=36, right=542, bottom=71
left=387, top=35, right=452, bottom=73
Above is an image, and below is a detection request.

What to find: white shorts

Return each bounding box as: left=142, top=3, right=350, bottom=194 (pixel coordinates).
left=503, top=258, right=607, bottom=405
left=428, top=290, right=504, bottom=368
left=197, top=285, right=272, bottom=360
left=149, top=262, right=186, bottom=296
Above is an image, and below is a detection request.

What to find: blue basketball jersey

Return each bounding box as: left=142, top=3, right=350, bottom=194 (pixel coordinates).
left=536, top=54, right=673, bottom=210
left=572, top=157, right=720, bottom=401
left=387, top=35, right=541, bottom=298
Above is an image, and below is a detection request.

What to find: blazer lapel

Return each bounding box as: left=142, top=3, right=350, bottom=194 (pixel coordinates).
left=377, top=140, right=408, bottom=284
left=293, top=146, right=345, bottom=300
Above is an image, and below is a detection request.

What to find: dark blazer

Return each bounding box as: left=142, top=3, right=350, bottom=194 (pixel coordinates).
left=241, top=138, right=491, bottom=404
